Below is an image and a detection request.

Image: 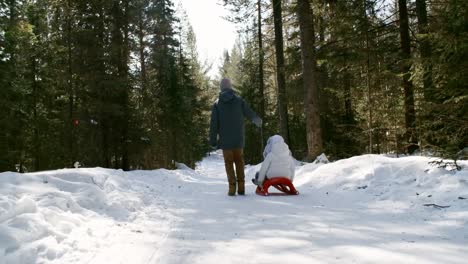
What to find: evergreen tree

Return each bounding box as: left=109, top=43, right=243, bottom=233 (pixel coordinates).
left=0, top=0, right=210, bottom=172
left=0, top=0, right=466, bottom=172
left=272, top=0, right=290, bottom=144
left=398, top=0, right=417, bottom=150
left=296, top=0, right=323, bottom=161
left=422, top=0, right=468, bottom=158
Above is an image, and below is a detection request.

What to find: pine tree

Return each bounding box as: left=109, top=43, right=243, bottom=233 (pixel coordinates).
left=272, top=0, right=290, bottom=144
left=398, top=0, right=418, bottom=150
left=1, top=0, right=466, bottom=172
left=423, top=0, right=468, bottom=158
left=415, top=0, right=433, bottom=102
left=296, top=0, right=323, bottom=160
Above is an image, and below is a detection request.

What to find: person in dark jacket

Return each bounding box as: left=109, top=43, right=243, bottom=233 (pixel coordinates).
left=210, top=78, right=262, bottom=196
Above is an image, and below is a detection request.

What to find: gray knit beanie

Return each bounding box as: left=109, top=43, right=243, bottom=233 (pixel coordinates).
left=220, top=78, right=232, bottom=91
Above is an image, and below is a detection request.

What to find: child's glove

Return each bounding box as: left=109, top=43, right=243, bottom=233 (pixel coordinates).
left=252, top=178, right=262, bottom=186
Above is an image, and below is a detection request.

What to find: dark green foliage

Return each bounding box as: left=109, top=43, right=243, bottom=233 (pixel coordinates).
left=0, top=0, right=209, bottom=172
left=420, top=0, right=468, bottom=159
left=222, top=0, right=466, bottom=161
left=1, top=0, right=466, bottom=172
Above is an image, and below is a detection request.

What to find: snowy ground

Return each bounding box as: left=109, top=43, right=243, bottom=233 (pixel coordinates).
left=1, top=151, right=467, bottom=264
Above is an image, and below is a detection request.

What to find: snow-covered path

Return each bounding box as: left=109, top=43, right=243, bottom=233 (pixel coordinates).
left=154, top=153, right=468, bottom=264
left=1, top=152, right=468, bottom=263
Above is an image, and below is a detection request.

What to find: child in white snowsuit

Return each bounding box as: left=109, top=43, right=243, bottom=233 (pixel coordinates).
left=252, top=135, right=296, bottom=186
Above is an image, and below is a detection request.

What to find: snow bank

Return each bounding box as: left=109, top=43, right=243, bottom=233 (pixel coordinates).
left=1, top=153, right=467, bottom=264
left=0, top=168, right=184, bottom=264
left=295, top=155, right=468, bottom=208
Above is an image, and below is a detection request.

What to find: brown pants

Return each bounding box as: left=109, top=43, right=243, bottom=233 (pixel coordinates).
left=222, top=149, right=245, bottom=192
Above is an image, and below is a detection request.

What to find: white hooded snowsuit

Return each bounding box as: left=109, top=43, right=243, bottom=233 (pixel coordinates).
left=256, top=135, right=295, bottom=185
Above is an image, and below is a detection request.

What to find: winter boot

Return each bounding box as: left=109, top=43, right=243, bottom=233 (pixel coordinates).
left=228, top=182, right=237, bottom=196
left=222, top=149, right=237, bottom=196
left=232, top=149, right=245, bottom=195
left=226, top=167, right=237, bottom=196
left=237, top=180, right=245, bottom=195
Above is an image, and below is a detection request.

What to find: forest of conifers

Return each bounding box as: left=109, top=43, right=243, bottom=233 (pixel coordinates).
left=0, top=0, right=466, bottom=172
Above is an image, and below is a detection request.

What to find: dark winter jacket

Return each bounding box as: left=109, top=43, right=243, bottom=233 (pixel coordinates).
left=209, top=89, right=260, bottom=150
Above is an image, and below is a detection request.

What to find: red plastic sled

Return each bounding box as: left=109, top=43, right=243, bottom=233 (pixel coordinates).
left=255, top=177, right=299, bottom=196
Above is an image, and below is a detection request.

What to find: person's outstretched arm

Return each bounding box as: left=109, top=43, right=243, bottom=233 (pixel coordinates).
left=209, top=103, right=219, bottom=147
left=241, top=99, right=262, bottom=128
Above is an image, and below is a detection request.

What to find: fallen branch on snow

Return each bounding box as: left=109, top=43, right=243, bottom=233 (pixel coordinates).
left=423, top=203, right=450, bottom=209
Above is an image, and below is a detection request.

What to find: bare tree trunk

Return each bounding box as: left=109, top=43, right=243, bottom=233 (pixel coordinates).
left=138, top=11, right=147, bottom=99
left=32, top=55, right=39, bottom=171
left=97, top=5, right=110, bottom=168
left=398, top=0, right=418, bottom=146
left=30, top=12, right=40, bottom=171
left=258, top=0, right=265, bottom=129
left=366, top=25, right=373, bottom=154
left=257, top=0, right=266, bottom=154
left=272, top=0, right=290, bottom=144
left=415, top=0, right=433, bottom=101
left=317, top=1, right=329, bottom=126
left=66, top=0, right=75, bottom=168
left=328, top=0, right=353, bottom=123
left=359, top=0, right=374, bottom=153
left=297, top=0, right=323, bottom=160
left=7, top=0, right=23, bottom=171
left=344, top=68, right=353, bottom=121
left=121, top=0, right=130, bottom=171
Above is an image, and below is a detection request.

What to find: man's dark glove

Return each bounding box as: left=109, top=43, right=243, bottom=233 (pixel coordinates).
left=253, top=117, right=263, bottom=128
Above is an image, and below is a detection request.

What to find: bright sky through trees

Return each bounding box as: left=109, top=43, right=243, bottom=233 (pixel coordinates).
left=178, top=0, right=237, bottom=78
